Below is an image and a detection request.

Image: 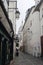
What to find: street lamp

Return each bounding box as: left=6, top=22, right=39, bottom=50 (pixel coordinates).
left=15, top=9, right=20, bottom=19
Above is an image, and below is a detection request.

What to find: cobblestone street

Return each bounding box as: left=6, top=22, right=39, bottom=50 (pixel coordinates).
left=11, top=52, right=43, bottom=65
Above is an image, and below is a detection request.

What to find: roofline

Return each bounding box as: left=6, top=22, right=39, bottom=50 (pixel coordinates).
left=33, top=0, right=43, bottom=13
left=22, top=6, right=35, bottom=30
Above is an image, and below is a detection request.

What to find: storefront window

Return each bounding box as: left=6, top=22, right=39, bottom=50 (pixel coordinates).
left=5, top=41, right=10, bottom=64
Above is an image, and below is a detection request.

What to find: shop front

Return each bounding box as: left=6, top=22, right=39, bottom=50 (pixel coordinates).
left=0, top=34, right=11, bottom=65
left=0, top=20, right=13, bottom=65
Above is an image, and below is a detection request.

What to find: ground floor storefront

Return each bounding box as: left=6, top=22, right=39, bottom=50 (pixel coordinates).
left=0, top=32, right=13, bottom=65
left=0, top=21, right=13, bottom=65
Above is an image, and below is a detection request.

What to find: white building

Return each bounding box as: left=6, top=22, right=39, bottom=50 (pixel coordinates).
left=31, top=9, right=41, bottom=57
left=39, top=0, right=43, bottom=57
left=8, top=0, right=20, bottom=58
left=33, top=0, right=43, bottom=57
left=23, top=6, right=36, bottom=55
left=23, top=0, right=43, bottom=57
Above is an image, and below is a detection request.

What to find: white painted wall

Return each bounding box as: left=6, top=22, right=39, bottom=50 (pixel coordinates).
left=23, top=7, right=35, bottom=54
left=23, top=6, right=41, bottom=57
left=31, top=11, right=41, bottom=57
left=8, top=0, right=17, bottom=59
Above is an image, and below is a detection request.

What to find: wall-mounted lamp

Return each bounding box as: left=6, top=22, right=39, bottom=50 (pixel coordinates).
left=15, top=9, right=20, bottom=19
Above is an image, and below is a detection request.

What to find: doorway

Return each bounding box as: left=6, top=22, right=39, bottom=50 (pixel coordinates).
left=41, top=36, right=43, bottom=57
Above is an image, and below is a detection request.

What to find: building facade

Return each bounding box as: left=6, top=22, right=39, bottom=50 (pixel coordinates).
left=8, top=0, right=20, bottom=58
left=32, top=9, right=41, bottom=57
left=39, top=0, right=43, bottom=57
left=23, top=6, right=36, bottom=55
left=23, top=0, right=43, bottom=57
left=33, top=0, right=43, bottom=57
left=0, top=0, right=14, bottom=65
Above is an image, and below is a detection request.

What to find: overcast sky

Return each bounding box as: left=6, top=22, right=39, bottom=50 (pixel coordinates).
left=16, top=0, right=35, bottom=34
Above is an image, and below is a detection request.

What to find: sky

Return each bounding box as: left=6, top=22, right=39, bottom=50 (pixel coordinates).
left=16, top=0, right=35, bottom=34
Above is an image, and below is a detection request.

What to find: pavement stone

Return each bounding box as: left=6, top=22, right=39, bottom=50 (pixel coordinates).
left=11, top=52, right=43, bottom=65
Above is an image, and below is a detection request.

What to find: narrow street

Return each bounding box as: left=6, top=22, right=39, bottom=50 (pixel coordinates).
left=11, top=52, right=43, bottom=65
left=1, top=0, right=43, bottom=65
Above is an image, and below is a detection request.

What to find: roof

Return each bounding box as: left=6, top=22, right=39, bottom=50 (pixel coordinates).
left=33, top=0, right=43, bottom=12
left=25, top=8, right=31, bottom=22
left=22, top=6, right=35, bottom=30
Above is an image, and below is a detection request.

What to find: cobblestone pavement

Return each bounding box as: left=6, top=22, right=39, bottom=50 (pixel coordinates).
left=13, top=52, right=43, bottom=65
